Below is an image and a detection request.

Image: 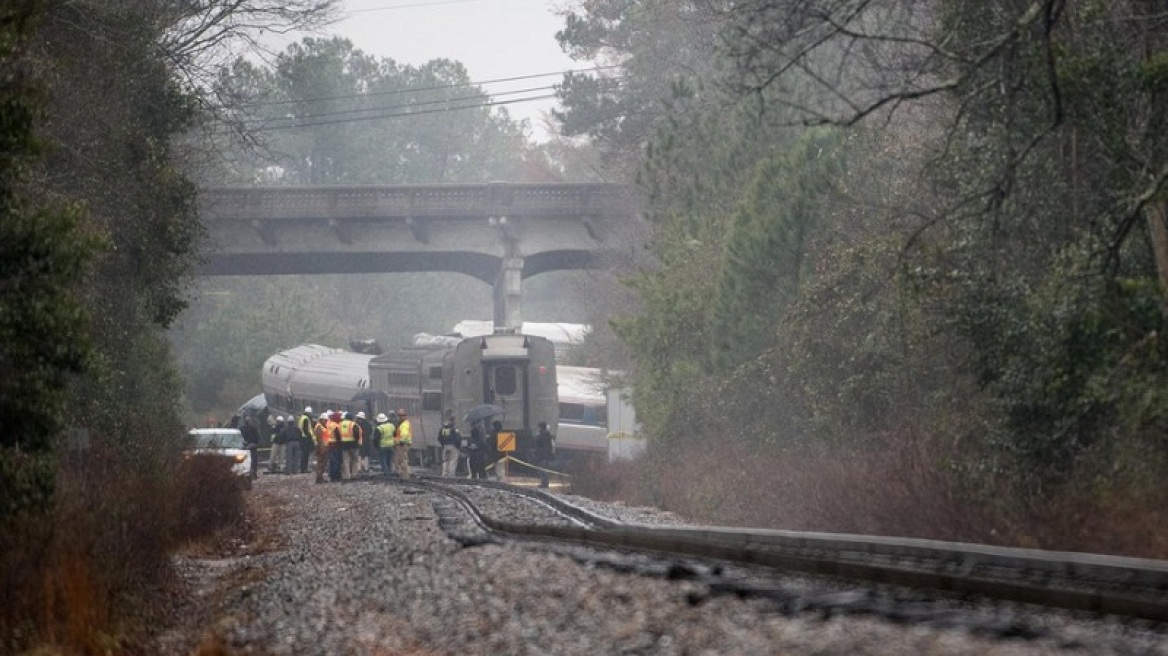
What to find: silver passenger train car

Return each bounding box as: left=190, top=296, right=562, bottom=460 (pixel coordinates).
left=555, top=365, right=609, bottom=454
left=262, top=333, right=559, bottom=463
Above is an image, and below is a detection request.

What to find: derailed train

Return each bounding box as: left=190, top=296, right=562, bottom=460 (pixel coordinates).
left=261, top=333, right=559, bottom=464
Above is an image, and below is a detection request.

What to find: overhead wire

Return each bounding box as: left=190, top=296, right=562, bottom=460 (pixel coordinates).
left=251, top=83, right=560, bottom=125
left=219, top=68, right=625, bottom=132
left=246, top=92, right=561, bottom=131
left=240, top=65, right=621, bottom=108
left=344, top=0, right=491, bottom=13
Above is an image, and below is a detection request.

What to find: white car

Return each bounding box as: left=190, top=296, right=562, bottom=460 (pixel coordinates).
left=185, top=428, right=253, bottom=489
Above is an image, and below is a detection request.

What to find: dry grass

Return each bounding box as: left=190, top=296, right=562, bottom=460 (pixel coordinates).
left=0, top=446, right=250, bottom=654
left=574, top=436, right=1168, bottom=559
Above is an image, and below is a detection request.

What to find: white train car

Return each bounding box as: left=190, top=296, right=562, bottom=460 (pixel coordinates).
left=451, top=320, right=589, bottom=361
left=262, top=344, right=379, bottom=420
left=555, top=365, right=608, bottom=454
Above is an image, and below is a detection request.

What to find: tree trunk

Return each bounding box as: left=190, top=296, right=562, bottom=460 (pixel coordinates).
left=1148, top=198, right=1168, bottom=318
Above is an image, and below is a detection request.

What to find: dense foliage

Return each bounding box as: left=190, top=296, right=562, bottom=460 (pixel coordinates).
left=0, top=0, right=99, bottom=518
left=556, top=0, right=1168, bottom=514
left=0, top=1, right=334, bottom=650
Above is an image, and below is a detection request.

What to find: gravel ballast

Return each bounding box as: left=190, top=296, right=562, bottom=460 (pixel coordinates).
left=153, top=473, right=1168, bottom=655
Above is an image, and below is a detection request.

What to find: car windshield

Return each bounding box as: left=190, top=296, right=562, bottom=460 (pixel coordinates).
left=188, top=431, right=245, bottom=449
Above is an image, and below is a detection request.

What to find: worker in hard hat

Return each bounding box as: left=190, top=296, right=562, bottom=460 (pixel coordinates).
left=393, top=408, right=412, bottom=479
left=296, top=406, right=315, bottom=474
left=313, top=411, right=334, bottom=484
left=355, top=411, right=374, bottom=475
left=375, top=413, right=395, bottom=477
left=335, top=411, right=361, bottom=480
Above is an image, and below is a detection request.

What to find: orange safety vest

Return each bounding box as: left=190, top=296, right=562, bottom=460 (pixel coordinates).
left=338, top=419, right=357, bottom=443
left=315, top=420, right=333, bottom=446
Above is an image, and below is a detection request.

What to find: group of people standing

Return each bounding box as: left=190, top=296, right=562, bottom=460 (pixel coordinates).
left=308, top=407, right=413, bottom=484
left=240, top=408, right=557, bottom=487
left=431, top=411, right=493, bottom=479
left=241, top=407, right=413, bottom=483
left=454, top=416, right=557, bottom=487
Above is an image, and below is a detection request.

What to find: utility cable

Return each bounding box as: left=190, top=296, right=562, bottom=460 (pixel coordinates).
left=247, top=84, right=559, bottom=124
left=235, top=75, right=625, bottom=126
left=238, top=65, right=620, bottom=108
left=236, top=92, right=560, bottom=132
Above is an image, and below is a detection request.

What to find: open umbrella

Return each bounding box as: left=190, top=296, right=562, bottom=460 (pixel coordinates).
left=464, top=404, right=505, bottom=424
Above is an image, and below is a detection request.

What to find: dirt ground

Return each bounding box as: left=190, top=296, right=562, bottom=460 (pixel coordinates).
left=146, top=478, right=290, bottom=655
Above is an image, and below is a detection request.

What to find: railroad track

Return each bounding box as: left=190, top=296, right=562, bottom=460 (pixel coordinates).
left=393, top=475, right=1168, bottom=625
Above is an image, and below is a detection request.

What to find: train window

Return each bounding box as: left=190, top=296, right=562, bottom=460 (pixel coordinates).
left=493, top=366, right=517, bottom=395
left=429, top=366, right=443, bottom=379
left=388, top=372, right=418, bottom=387
left=582, top=406, right=605, bottom=427
left=559, top=403, right=606, bottom=426
left=422, top=392, right=442, bottom=411
left=559, top=403, right=585, bottom=422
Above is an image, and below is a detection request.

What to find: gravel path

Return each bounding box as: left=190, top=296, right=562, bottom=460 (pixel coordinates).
left=152, top=473, right=1168, bottom=655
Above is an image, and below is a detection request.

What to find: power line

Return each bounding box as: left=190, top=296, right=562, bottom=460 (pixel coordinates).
left=229, top=75, right=626, bottom=130
left=345, top=0, right=490, bottom=14
left=251, top=83, right=558, bottom=125
left=242, top=92, right=560, bottom=132
left=240, top=65, right=620, bottom=108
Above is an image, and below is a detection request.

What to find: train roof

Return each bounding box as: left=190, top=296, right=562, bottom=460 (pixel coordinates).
left=263, top=344, right=376, bottom=404
left=233, top=393, right=267, bottom=418
left=557, top=366, right=607, bottom=404
left=265, top=344, right=346, bottom=367
left=451, top=320, right=590, bottom=345
left=371, top=344, right=449, bottom=369
left=290, top=353, right=375, bottom=402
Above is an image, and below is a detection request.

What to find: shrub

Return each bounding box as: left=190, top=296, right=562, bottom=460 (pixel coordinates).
left=0, top=443, right=248, bottom=653
left=172, top=453, right=248, bottom=543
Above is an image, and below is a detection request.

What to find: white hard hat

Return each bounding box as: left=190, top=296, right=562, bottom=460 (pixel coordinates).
left=304, top=406, right=313, bottom=414
left=276, top=415, right=285, bottom=422
left=375, top=413, right=388, bottom=423
left=356, top=411, right=366, bottom=419
left=319, top=411, right=329, bottom=420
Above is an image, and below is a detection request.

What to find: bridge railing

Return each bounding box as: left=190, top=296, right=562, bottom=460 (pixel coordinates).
left=200, top=183, right=636, bottom=221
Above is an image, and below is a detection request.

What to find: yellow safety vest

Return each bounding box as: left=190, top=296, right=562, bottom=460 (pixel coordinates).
left=396, top=419, right=412, bottom=446
left=338, top=419, right=357, bottom=443
left=377, top=422, right=395, bottom=448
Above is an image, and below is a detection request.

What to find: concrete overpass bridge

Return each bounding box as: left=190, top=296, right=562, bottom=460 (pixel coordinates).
left=198, top=183, right=637, bottom=328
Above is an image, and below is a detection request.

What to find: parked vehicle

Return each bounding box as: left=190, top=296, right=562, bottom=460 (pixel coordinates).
left=185, top=428, right=253, bottom=489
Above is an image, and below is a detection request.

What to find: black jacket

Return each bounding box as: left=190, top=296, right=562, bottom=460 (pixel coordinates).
left=281, top=423, right=301, bottom=446
left=355, top=417, right=374, bottom=450
left=438, top=423, right=461, bottom=447
left=240, top=422, right=260, bottom=447
left=467, top=426, right=485, bottom=456
left=534, top=428, right=555, bottom=461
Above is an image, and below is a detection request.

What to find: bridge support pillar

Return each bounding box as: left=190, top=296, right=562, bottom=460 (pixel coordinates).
left=493, top=254, right=523, bottom=331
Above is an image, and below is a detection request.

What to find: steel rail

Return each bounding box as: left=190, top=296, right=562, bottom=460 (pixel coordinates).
left=406, top=476, right=1168, bottom=623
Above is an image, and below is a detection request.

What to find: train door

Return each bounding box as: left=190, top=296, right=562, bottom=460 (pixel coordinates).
left=483, top=360, right=529, bottom=431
